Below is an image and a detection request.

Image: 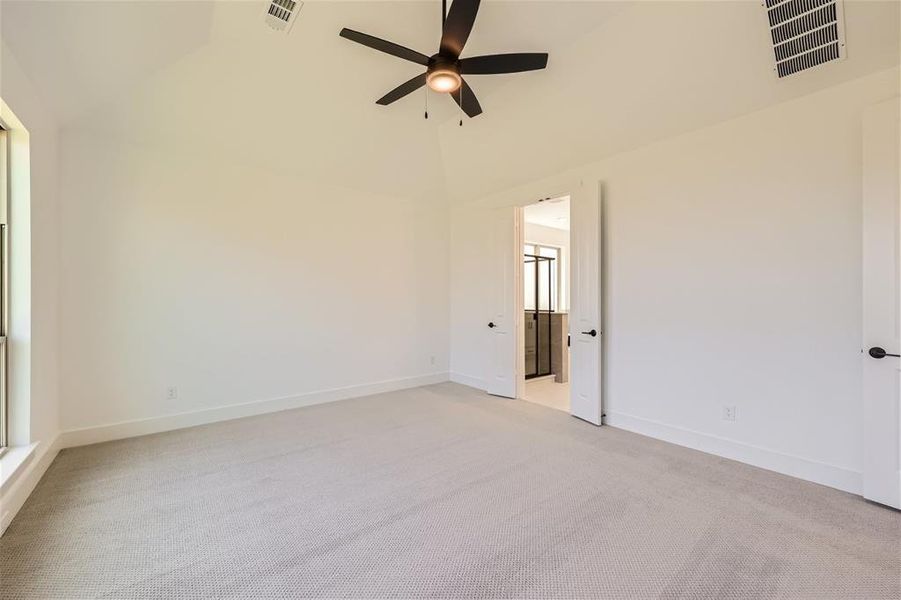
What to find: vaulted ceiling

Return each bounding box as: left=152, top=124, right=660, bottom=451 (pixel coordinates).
left=2, top=1, right=899, bottom=202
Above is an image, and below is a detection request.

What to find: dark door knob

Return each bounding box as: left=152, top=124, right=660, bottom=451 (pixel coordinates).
left=488, top=322, right=496, bottom=329
left=581, top=329, right=597, bottom=337
left=869, top=346, right=900, bottom=359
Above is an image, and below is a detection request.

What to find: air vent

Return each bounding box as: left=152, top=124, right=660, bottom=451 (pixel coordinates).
left=764, top=0, right=846, bottom=78
left=264, top=0, right=302, bottom=33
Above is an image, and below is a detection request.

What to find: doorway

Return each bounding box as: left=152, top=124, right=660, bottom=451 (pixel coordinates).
left=522, top=197, right=570, bottom=413
left=486, top=183, right=601, bottom=424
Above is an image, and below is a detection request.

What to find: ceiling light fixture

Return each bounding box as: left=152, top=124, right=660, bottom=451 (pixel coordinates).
left=427, top=68, right=462, bottom=93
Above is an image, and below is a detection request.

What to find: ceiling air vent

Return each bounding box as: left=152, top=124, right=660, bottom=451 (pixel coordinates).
left=264, top=0, right=302, bottom=33
left=764, top=0, right=846, bottom=78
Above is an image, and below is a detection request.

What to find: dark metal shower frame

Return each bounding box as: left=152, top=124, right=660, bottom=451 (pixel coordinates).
left=524, top=253, right=555, bottom=380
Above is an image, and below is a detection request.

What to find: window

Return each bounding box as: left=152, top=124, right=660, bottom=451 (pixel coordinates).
left=0, top=125, right=7, bottom=452
left=524, top=243, right=561, bottom=312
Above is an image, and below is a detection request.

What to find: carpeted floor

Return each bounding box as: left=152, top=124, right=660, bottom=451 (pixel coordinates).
left=1, top=382, right=899, bottom=599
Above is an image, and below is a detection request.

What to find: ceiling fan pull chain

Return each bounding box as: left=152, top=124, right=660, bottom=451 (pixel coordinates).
left=459, top=84, right=464, bottom=127
left=424, top=86, right=429, bottom=120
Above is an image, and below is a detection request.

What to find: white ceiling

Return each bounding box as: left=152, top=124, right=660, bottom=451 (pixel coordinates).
left=524, top=196, right=569, bottom=231
left=1, top=1, right=898, bottom=202
left=0, top=1, right=216, bottom=123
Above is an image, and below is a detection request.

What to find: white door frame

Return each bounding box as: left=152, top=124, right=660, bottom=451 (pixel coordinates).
left=514, top=206, right=526, bottom=400
left=513, top=180, right=604, bottom=423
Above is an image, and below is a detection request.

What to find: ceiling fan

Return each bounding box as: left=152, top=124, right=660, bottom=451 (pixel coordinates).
left=339, top=0, right=548, bottom=118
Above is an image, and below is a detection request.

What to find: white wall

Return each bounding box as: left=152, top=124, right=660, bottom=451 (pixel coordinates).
left=524, top=222, right=569, bottom=251
left=450, top=68, right=901, bottom=494
left=523, top=223, right=569, bottom=247
left=0, top=42, right=61, bottom=532
left=56, top=131, right=449, bottom=439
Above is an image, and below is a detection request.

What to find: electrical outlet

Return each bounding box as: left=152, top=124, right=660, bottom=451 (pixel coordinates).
left=722, top=406, right=736, bottom=422
left=166, top=386, right=178, bottom=400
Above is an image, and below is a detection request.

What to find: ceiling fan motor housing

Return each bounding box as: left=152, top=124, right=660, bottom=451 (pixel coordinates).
left=429, top=55, right=460, bottom=73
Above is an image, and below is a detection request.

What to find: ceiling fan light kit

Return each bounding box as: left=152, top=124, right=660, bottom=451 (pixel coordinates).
left=339, top=0, right=548, bottom=118
left=427, top=68, right=462, bottom=93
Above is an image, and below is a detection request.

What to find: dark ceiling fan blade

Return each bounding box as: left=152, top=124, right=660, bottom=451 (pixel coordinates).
left=439, top=0, right=481, bottom=58
left=339, top=28, right=430, bottom=66
left=376, top=73, right=428, bottom=105
left=460, top=53, right=548, bottom=75
left=450, top=79, right=482, bottom=118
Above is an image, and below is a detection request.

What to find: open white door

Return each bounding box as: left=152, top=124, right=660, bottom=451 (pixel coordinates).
left=862, top=98, right=901, bottom=509
left=487, top=207, right=520, bottom=398
left=569, top=186, right=602, bottom=424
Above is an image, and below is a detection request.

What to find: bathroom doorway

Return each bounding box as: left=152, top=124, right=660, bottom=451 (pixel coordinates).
left=522, top=196, right=570, bottom=412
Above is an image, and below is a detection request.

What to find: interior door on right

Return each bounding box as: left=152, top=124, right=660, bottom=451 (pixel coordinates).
left=862, top=98, right=901, bottom=509
left=569, top=186, right=602, bottom=425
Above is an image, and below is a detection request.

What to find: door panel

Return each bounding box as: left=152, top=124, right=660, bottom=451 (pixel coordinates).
left=862, top=98, right=901, bottom=508
left=570, top=186, right=602, bottom=424
left=487, top=207, right=519, bottom=398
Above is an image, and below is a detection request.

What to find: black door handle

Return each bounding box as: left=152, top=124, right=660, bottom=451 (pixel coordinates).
left=581, top=329, right=597, bottom=337
left=488, top=322, right=496, bottom=329
left=869, top=346, right=900, bottom=359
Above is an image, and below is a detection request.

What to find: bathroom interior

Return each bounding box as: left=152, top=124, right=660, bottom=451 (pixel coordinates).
left=523, top=196, right=570, bottom=412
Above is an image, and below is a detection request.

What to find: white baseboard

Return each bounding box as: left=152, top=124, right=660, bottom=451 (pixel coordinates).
left=0, top=435, right=61, bottom=535
left=449, top=372, right=486, bottom=391
left=4, top=378, right=863, bottom=536
left=60, top=372, right=450, bottom=448
left=604, top=411, right=862, bottom=495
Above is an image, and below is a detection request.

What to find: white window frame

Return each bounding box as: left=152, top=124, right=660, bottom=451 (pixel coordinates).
left=0, top=125, right=8, bottom=454
left=524, top=242, right=564, bottom=312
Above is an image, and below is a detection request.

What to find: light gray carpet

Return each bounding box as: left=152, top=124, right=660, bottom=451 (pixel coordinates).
left=1, top=382, right=899, bottom=599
